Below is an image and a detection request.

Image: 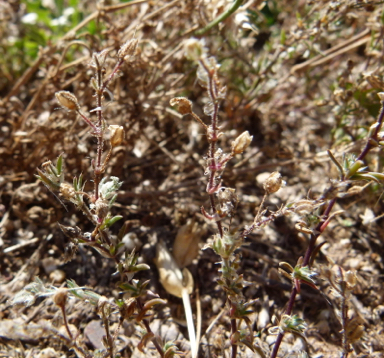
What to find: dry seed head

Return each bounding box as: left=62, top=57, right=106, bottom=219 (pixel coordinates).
left=217, top=187, right=238, bottom=217
left=55, top=91, right=80, bottom=111
left=90, top=49, right=110, bottom=69
left=264, top=171, right=283, bottom=194
left=344, top=270, right=357, bottom=290
left=97, top=296, right=109, bottom=313
left=60, top=183, right=76, bottom=201
left=53, top=288, right=68, bottom=308
left=170, top=97, right=193, bottom=115
left=109, top=125, right=124, bottom=147
left=231, top=131, right=253, bottom=154
left=118, top=38, right=138, bottom=59
left=95, top=197, right=109, bottom=220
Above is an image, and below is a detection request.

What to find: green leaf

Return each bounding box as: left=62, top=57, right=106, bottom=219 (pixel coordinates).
left=118, top=282, right=139, bottom=294
left=117, top=222, right=128, bottom=242
left=280, top=29, right=286, bottom=45
left=35, top=171, right=51, bottom=186
left=100, top=215, right=123, bottom=230
left=109, top=193, right=118, bottom=207
left=351, top=173, right=380, bottom=183
left=134, top=264, right=150, bottom=272
left=56, top=154, right=63, bottom=175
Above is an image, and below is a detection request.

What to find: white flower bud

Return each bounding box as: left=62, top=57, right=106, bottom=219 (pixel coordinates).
left=184, top=38, right=207, bottom=61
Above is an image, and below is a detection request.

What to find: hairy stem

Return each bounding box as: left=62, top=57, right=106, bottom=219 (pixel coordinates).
left=357, top=99, right=384, bottom=161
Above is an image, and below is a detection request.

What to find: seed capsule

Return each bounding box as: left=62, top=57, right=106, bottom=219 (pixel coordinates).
left=264, top=171, right=283, bottom=194
left=118, top=38, right=138, bottom=59
left=170, top=97, right=193, bottom=115
left=55, top=91, right=80, bottom=111
left=53, top=288, right=68, bottom=308
left=109, top=125, right=124, bottom=147
left=231, top=131, right=253, bottom=155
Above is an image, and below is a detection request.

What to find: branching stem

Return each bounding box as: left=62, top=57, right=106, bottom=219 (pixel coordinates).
left=270, top=101, right=384, bottom=358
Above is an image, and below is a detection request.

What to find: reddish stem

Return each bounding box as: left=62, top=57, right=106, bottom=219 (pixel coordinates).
left=270, top=101, right=384, bottom=358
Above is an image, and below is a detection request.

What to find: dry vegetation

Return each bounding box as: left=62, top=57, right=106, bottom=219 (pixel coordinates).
left=1, top=0, right=384, bottom=357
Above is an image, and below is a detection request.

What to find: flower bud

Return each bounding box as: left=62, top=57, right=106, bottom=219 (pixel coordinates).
left=109, top=125, right=124, bottom=147
left=118, top=38, right=138, bottom=59
left=170, top=97, right=193, bottom=115
left=231, top=131, right=253, bottom=155
left=55, top=91, right=80, bottom=111
left=184, top=38, right=206, bottom=61
left=264, top=171, right=283, bottom=194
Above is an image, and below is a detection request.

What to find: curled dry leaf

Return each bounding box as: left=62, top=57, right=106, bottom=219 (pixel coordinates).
left=155, top=241, right=198, bottom=358
left=173, top=219, right=204, bottom=268
left=155, top=241, right=193, bottom=298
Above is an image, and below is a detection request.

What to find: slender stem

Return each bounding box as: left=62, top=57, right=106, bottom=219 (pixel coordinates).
left=210, top=194, right=224, bottom=237
left=194, top=0, right=244, bottom=36
left=302, top=198, right=336, bottom=267
left=341, top=295, right=349, bottom=357
left=338, top=268, right=350, bottom=357
left=270, top=331, right=284, bottom=358
left=102, top=312, right=114, bottom=358
left=94, top=55, right=104, bottom=200
left=60, top=306, right=73, bottom=340
left=78, top=201, right=98, bottom=226
left=199, top=57, right=224, bottom=238
left=101, top=58, right=124, bottom=94
left=102, top=147, right=114, bottom=172
left=231, top=303, right=237, bottom=358
left=270, top=199, right=336, bottom=358
left=357, top=100, right=384, bottom=161
left=254, top=193, right=267, bottom=223
left=93, top=58, right=126, bottom=200
left=182, top=288, right=197, bottom=358
left=77, top=110, right=99, bottom=134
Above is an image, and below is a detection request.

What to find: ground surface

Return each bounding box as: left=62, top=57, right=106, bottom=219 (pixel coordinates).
left=1, top=1, right=384, bottom=357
